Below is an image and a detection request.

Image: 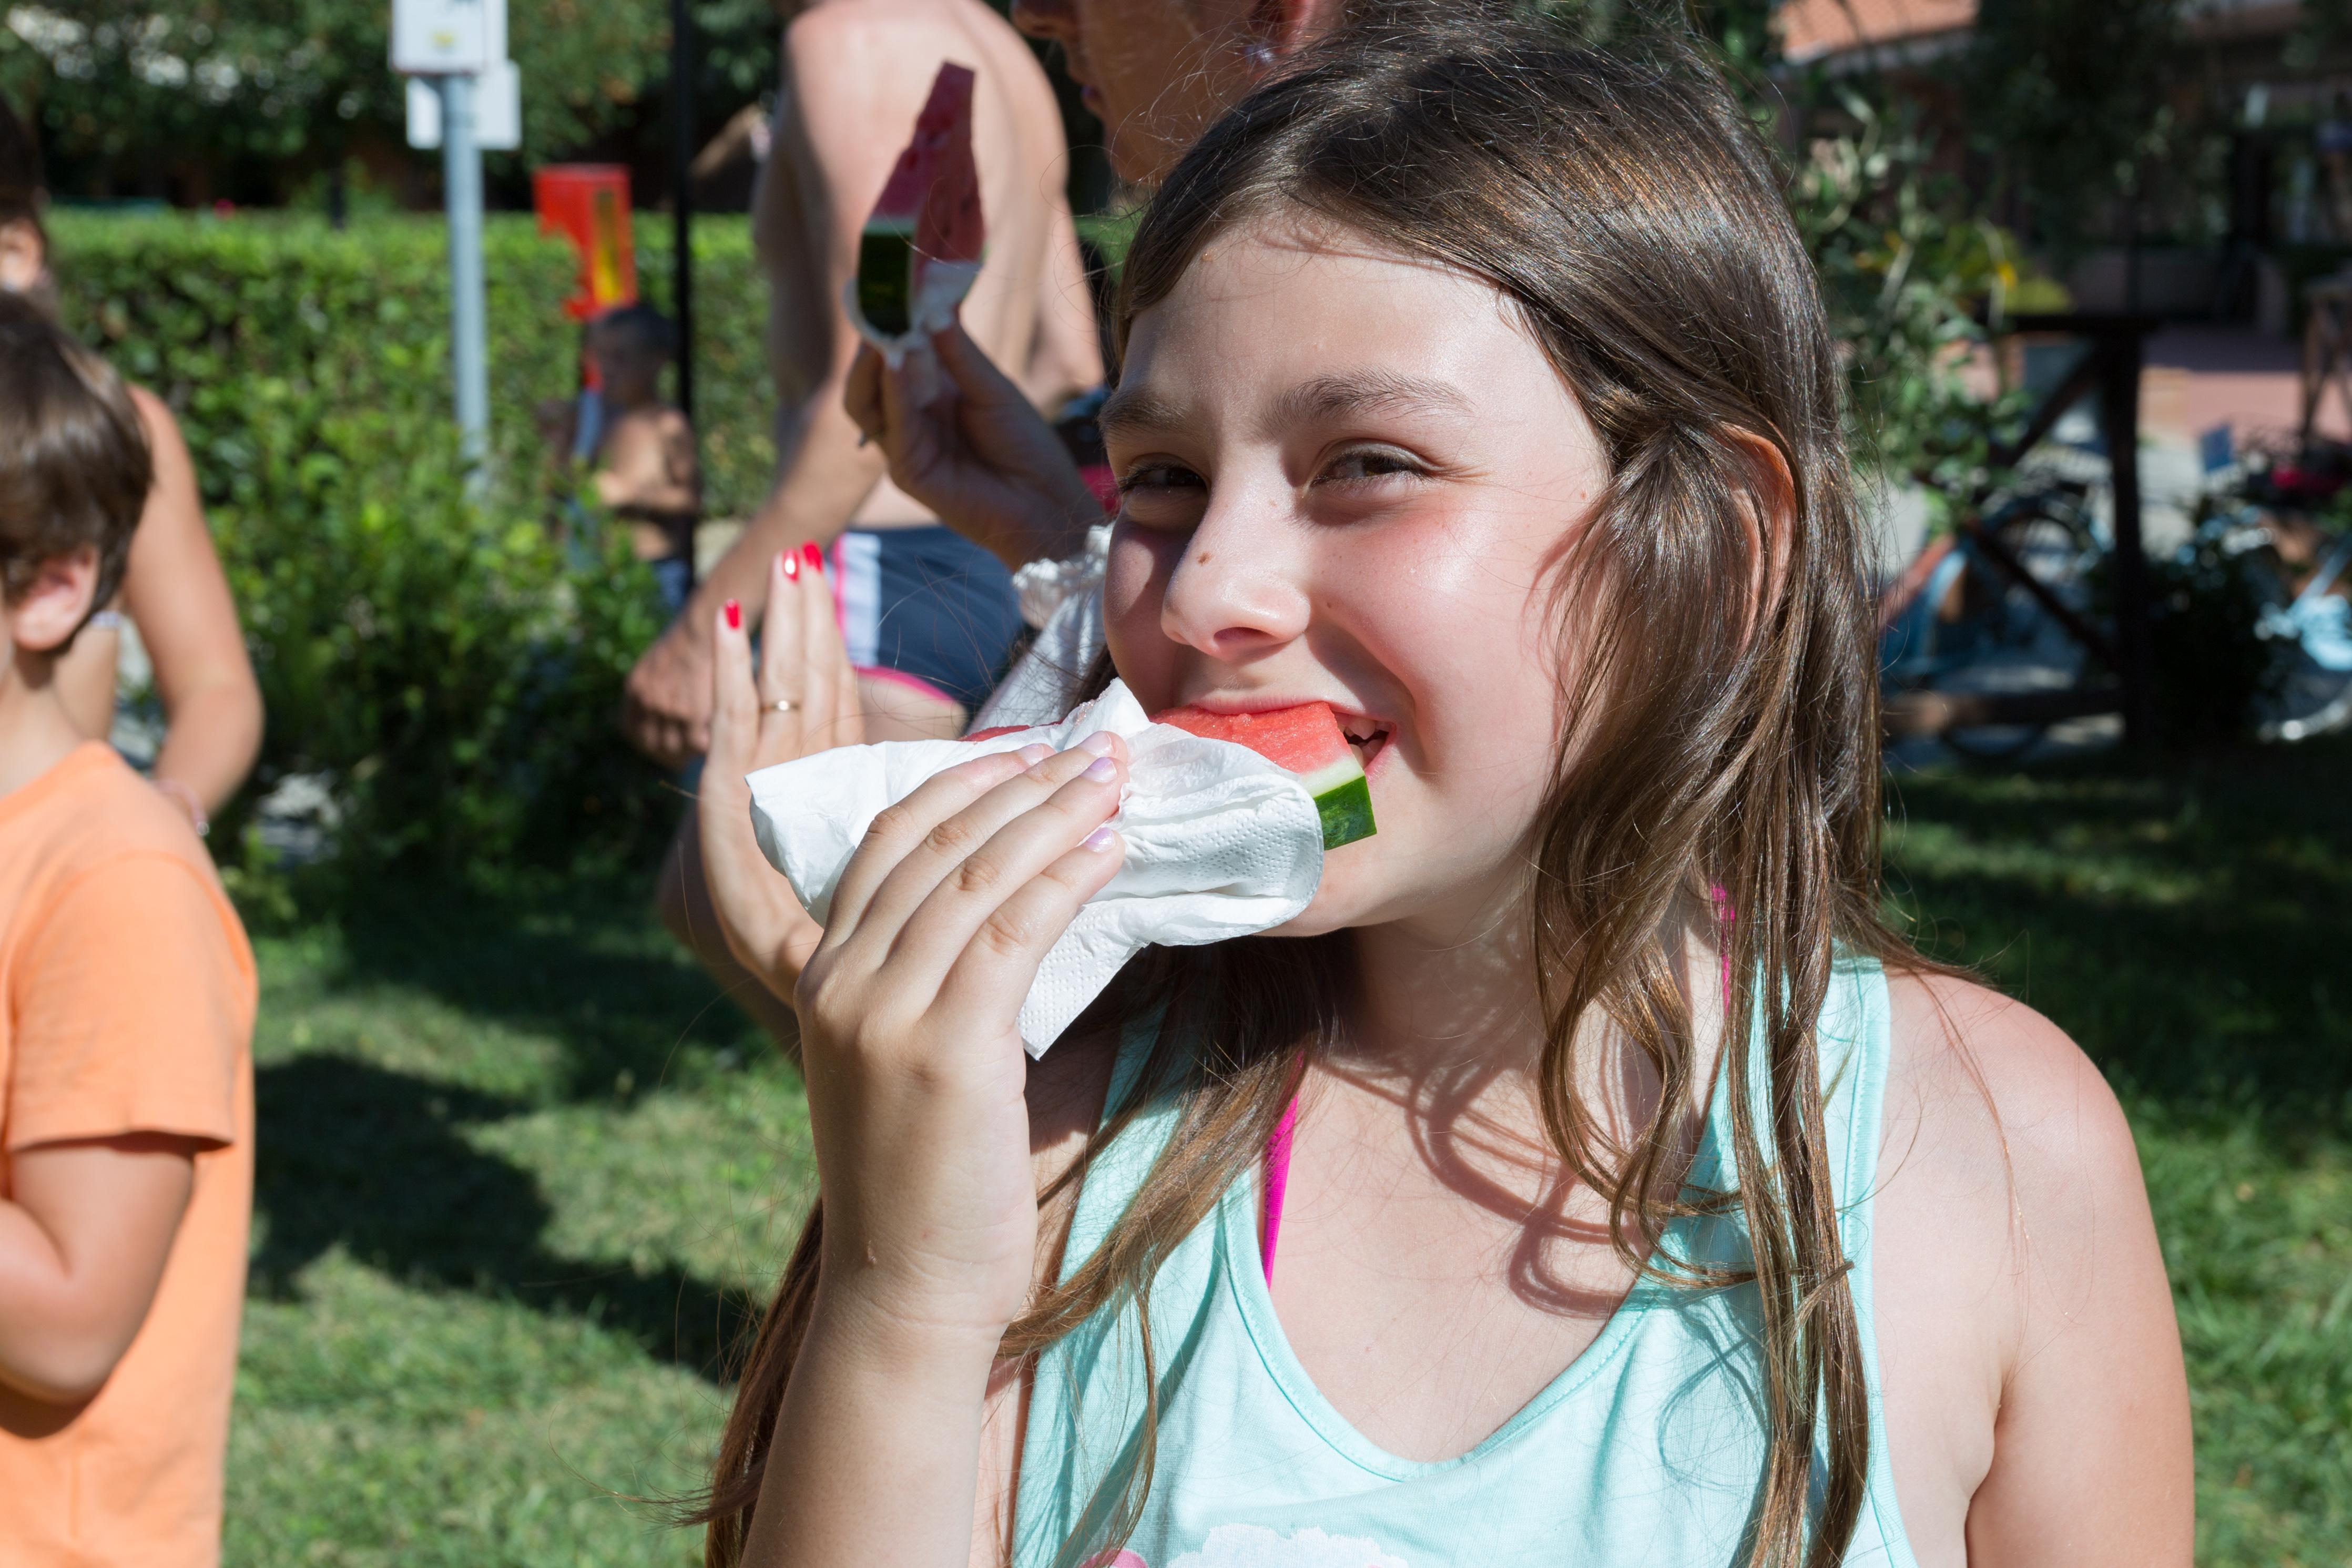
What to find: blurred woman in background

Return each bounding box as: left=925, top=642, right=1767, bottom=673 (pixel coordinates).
left=0, top=94, right=260, bottom=837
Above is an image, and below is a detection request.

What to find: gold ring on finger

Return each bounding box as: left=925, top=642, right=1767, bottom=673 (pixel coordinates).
left=768, top=697, right=799, bottom=715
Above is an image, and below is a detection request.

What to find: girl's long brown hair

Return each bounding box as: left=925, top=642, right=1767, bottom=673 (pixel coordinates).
left=701, top=17, right=1933, bottom=1568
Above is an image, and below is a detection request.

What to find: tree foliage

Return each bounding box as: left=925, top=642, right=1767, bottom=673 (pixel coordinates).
left=1960, top=0, right=2194, bottom=250
left=0, top=0, right=772, bottom=198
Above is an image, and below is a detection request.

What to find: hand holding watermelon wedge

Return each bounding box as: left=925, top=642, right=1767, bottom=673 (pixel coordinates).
left=847, top=62, right=986, bottom=399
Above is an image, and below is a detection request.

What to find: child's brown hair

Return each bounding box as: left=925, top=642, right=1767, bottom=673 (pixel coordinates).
left=0, top=292, right=152, bottom=628
left=703, top=16, right=1940, bottom=1568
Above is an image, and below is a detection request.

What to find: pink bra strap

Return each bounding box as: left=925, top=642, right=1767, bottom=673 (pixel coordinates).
left=1262, top=1096, right=1299, bottom=1284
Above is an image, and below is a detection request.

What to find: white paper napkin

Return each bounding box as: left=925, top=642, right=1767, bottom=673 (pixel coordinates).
left=745, top=680, right=1325, bottom=1054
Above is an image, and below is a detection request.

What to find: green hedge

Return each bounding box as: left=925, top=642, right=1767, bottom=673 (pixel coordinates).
left=631, top=215, right=776, bottom=523
left=46, top=211, right=778, bottom=881
left=52, top=210, right=778, bottom=519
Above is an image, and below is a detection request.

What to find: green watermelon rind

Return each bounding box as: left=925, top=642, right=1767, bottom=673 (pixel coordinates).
left=1292, top=754, right=1374, bottom=850
left=1311, top=773, right=1376, bottom=850
left=1152, top=705, right=1378, bottom=851
left=856, top=227, right=914, bottom=338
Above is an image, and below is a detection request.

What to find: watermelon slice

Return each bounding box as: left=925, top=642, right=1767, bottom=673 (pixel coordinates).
left=1152, top=703, right=1377, bottom=850
left=858, top=64, right=984, bottom=342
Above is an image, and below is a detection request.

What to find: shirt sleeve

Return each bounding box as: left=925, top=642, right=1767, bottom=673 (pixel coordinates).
left=8, top=852, right=252, bottom=1152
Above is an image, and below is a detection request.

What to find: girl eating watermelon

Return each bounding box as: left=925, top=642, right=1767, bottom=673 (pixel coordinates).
left=694, top=17, right=2192, bottom=1568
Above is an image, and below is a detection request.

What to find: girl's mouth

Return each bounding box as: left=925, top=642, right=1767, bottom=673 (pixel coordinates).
left=1341, top=716, right=1392, bottom=773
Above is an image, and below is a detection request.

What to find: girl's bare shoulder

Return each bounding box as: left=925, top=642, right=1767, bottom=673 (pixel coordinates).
left=1876, top=968, right=2155, bottom=1345
left=1881, top=968, right=2143, bottom=1202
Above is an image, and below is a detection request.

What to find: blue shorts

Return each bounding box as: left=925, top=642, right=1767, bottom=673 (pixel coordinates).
left=648, top=554, right=694, bottom=615
left=828, top=526, right=1023, bottom=715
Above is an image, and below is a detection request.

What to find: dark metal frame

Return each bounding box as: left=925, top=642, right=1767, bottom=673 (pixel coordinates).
left=1883, top=312, right=2159, bottom=747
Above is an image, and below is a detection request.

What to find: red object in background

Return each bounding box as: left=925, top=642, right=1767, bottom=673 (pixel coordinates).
left=533, top=166, right=637, bottom=323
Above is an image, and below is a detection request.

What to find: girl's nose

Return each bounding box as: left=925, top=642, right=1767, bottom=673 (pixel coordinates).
left=1158, top=501, right=1310, bottom=659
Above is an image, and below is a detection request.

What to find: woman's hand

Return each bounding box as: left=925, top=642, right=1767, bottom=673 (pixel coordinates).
left=795, top=729, right=1127, bottom=1344
left=844, top=322, right=1105, bottom=574
left=699, top=547, right=865, bottom=1000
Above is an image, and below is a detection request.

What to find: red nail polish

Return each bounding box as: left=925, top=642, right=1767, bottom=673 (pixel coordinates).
left=723, top=599, right=741, bottom=631
left=782, top=550, right=800, bottom=581
left=802, top=541, right=824, bottom=575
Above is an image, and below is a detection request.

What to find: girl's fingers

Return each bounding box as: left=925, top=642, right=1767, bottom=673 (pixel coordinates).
left=929, top=829, right=1125, bottom=1026
left=797, top=539, right=849, bottom=745
left=752, top=549, right=819, bottom=769
left=821, top=746, right=1042, bottom=935
left=877, top=754, right=1126, bottom=995
left=707, top=598, right=757, bottom=778
left=844, top=344, right=885, bottom=444
left=877, top=343, right=916, bottom=457
left=758, top=549, right=804, bottom=714
left=933, top=321, right=1016, bottom=409
left=834, top=621, right=863, bottom=745
left=836, top=737, right=1121, bottom=965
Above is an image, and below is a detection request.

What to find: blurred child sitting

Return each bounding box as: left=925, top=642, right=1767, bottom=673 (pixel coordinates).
left=0, top=292, right=254, bottom=1566
left=548, top=304, right=702, bottom=613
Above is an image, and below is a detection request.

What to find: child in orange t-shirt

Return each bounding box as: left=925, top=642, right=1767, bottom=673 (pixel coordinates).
left=0, top=292, right=256, bottom=1565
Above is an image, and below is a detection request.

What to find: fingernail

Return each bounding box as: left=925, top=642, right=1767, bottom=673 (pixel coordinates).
left=723, top=599, right=741, bottom=631
left=1083, top=754, right=1119, bottom=782
left=1017, top=743, right=1055, bottom=765
left=802, top=541, right=824, bottom=576
left=1077, top=730, right=1116, bottom=758
left=782, top=550, right=800, bottom=581
left=1082, top=825, right=1120, bottom=853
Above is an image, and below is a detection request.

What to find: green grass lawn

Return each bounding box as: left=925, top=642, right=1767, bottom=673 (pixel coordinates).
left=232, top=737, right=2352, bottom=1564
left=1887, top=736, right=2352, bottom=1563
left=231, top=882, right=807, bottom=1565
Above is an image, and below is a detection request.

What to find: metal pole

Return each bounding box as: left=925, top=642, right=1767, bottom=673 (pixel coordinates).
left=2098, top=324, right=2155, bottom=747
left=439, top=72, right=490, bottom=478
left=669, top=0, right=695, bottom=422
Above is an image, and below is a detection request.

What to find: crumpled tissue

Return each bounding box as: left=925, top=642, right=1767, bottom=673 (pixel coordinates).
left=745, top=679, right=1324, bottom=1055
left=972, top=524, right=1111, bottom=731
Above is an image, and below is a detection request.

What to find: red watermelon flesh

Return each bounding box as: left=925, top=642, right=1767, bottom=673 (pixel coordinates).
left=1150, top=703, right=1376, bottom=850
left=870, top=63, right=983, bottom=263
left=858, top=64, right=982, bottom=339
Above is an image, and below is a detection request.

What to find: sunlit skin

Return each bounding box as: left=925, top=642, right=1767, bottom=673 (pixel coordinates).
left=733, top=215, right=2188, bottom=1567
left=1102, top=222, right=1608, bottom=943
left=1011, top=0, right=1342, bottom=184
left=0, top=552, right=201, bottom=1405
left=1097, top=221, right=1683, bottom=1467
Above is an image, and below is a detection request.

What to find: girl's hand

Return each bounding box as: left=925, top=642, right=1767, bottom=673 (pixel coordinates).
left=794, top=730, right=1127, bottom=1345
left=844, top=322, right=1105, bottom=574
left=699, top=548, right=864, bottom=1000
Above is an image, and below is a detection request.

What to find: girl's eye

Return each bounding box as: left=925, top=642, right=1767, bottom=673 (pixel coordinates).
left=1321, top=447, right=1423, bottom=484
left=1115, top=460, right=1206, bottom=497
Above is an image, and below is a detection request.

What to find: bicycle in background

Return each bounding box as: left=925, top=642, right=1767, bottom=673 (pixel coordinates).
left=1880, top=442, right=2352, bottom=754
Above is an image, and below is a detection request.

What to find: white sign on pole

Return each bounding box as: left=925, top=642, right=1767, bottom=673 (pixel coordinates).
left=406, top=59, right=520, bottom=149
left=390, top=0, right=492, bottom=75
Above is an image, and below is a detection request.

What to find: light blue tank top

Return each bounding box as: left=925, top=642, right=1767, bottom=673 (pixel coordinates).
left=1014, top=955, right=1920, bottom=1568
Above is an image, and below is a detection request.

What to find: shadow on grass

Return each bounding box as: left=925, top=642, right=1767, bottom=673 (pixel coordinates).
left=251, top=1054, right=758, bottom=1377
left=317, top=870, right=761, bottom=1105
left=1885, top=735, right=2352, bottom=1141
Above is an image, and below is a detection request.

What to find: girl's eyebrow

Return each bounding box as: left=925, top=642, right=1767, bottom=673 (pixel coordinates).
left=1097, top=387, right=1189, bottom=444
left=1274, top=370, right=1472, bottom=426
left=1099, top=370, right=1471, bottom=445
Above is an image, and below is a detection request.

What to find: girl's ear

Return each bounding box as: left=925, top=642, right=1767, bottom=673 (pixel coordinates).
left=1722, top=427, right=1797, bottom=647
left=7, top=545, right=100, bottom=654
